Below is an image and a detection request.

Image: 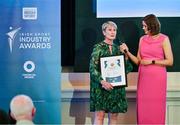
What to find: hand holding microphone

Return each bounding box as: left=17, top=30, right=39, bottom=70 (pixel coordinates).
left=120, top=43, right=129, bottom=54
left=124, top=48, right=127, bottom=53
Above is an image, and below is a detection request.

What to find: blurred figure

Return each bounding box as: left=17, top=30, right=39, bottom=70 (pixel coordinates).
left=0, top=108, right=10, bottom=124
left=120, top=14, right=173, bottom=124
left=10, top=94, right=36, bottom=125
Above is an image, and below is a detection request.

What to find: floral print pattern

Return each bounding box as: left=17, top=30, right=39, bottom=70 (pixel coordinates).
left=89, top=41, right=133, bottom=113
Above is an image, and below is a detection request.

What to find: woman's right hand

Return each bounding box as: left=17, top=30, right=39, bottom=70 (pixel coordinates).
left=120, top=43, right=129, bottom=53
left=101, top=80, right=113, bottom=90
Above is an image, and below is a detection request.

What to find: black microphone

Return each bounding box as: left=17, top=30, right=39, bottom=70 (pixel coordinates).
left=114, top=39, right=127, bottom=53
left=124, top=49, right=127, bottom=53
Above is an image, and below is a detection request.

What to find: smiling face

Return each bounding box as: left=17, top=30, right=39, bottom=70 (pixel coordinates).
left=103, top=25, right=117, bottom=41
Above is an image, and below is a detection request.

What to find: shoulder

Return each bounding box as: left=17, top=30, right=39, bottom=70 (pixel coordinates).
left=159, top=33, right=168, bottom=38
left=139, top=35, right=148, bottom=45
left=159, top=33, right=170, bottom=44
left=140, top=35, right=148, bottom=41
left=159, top=34, right=172, bottom=48
left=93, top=41, right=106, bottom=49
left=91, top=42, right=105, bottom=55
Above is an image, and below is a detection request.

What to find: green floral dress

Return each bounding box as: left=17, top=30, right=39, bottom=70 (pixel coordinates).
left=89, top=41, right=133, bottom=113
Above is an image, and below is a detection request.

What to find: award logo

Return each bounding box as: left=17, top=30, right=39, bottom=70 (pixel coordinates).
left=6, top=27, right=52, bottom=53
left=6, top=27, right=21, bottom=53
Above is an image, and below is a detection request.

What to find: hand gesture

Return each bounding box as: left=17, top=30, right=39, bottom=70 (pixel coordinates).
left=101, top=80, right=113, bottom=90
left=120, top=43, right=129, bottom=53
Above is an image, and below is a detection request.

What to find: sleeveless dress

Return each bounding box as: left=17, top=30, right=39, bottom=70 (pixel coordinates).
left=89, top=41, right=133, bottom=113
left=137, top=33, right=167, bottom=124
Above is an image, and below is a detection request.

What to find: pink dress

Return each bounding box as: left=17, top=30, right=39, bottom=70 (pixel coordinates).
left=137, top=33, right=167, bottom=124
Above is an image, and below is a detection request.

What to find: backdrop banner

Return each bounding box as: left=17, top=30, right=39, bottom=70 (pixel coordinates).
left=0, top=0, right=61, bottom=123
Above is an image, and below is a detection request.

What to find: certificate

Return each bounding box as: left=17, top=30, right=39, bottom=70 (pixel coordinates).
left=100, top=55, right=127, bottom=87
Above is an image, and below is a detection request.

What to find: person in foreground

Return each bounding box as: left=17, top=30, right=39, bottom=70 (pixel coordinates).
left=120, top=14, right=173, bottom=124
left=10, top=94, right=36, bottom=125
left=89, top=21, right=133, bottom=125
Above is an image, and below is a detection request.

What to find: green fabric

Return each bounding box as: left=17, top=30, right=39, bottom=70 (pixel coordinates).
left=89, top=41, right=133, bottom=113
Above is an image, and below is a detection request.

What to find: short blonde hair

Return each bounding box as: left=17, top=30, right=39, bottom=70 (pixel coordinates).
left=102, top=21, right=117, bottom=32
left=10, top=94, right=34, bottom=119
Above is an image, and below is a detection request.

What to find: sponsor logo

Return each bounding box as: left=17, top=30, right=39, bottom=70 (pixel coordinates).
left=6, top=27, right=21, bottom=53
left=23, top=60, right=35, bottom=73
left=22, top=7, right=37, bottom=20
left=22, top=60, right=36, bottom=79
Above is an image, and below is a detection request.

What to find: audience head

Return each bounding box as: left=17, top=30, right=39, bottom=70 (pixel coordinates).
left=10, top=94, right=36, bottom=121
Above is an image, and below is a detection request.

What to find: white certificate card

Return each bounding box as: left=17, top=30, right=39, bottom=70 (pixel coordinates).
left=100, top=55, right=127, bottom=87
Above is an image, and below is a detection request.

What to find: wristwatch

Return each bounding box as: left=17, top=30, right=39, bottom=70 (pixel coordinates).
left=152, top=60, right=155, bottom=64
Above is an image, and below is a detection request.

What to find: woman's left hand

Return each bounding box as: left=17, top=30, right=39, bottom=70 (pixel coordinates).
left=140, top=59, right=152, bottom=65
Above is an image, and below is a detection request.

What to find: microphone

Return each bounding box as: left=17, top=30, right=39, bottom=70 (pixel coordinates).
left=124, top=49, right=127, bottom=53
left=114, top=39, right=127, bottom=53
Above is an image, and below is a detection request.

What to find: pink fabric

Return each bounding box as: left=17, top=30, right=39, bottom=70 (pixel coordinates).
left=137, top=33, right=167, bottom=124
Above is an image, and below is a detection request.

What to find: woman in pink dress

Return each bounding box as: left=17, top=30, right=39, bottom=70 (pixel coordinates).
left=120, top=14, right=173, bottom=124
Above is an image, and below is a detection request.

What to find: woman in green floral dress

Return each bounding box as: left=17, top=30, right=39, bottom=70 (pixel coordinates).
left=89, top=21, right=133, bottom=125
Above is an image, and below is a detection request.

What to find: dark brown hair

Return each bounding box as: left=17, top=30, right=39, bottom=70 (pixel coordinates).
left=143, top=14, right=161, bottom=35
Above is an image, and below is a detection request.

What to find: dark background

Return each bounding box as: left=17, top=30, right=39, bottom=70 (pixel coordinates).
left=61, top=0, right=180, bottom=72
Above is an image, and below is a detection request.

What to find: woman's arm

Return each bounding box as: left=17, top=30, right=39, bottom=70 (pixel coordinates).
left=120, top=42, right=141, bottom=65
left=154, top=37, right=173, bottom=66
left=89, top=44, right=113, bottom=90
left=89, top=44, right=103, bottom=83
left=126, top=49, right=141, bottom=65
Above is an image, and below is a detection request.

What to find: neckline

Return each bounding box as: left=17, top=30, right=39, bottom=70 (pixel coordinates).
left=103, top=41, right=113, bottom=46
left=148, top=33, right=161, bottom=40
